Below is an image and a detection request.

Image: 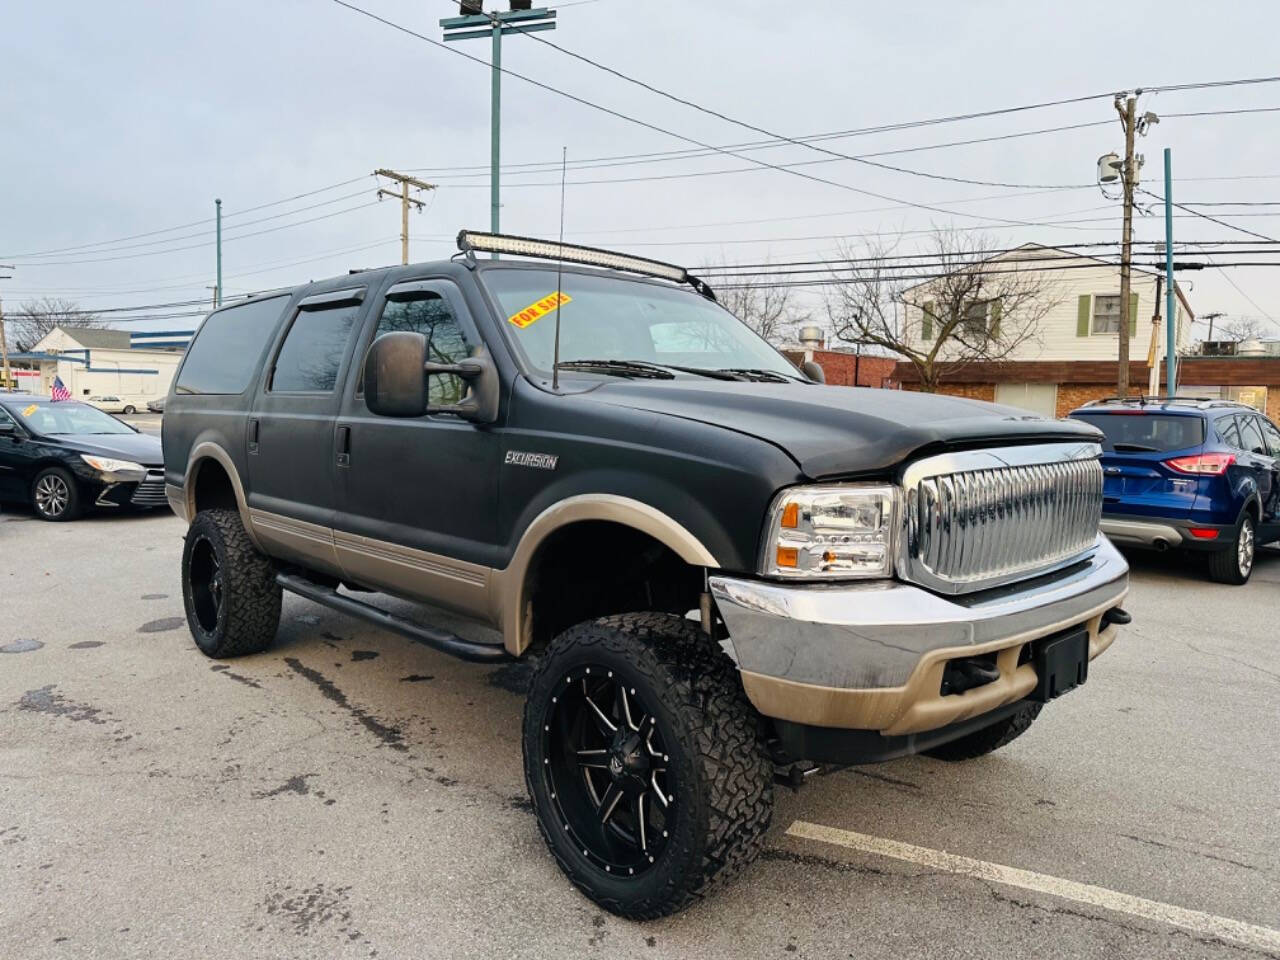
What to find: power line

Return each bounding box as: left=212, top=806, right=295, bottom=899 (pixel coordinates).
left=1, top=175, right=373, bottom=260
left=1139, top=188, right=1278, bottom=243
left=330, top=0, right=1119, bottom=230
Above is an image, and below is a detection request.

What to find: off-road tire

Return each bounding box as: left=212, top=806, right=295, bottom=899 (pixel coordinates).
left=1206, top=513, right=1255, bottom=585
left=522, top=612, right=773, bottom=920
left=922, top=702, right=1043, bottom=762
left=31, top=466, right=81, bottom=522
left=181, top=508, right=281, bottom=658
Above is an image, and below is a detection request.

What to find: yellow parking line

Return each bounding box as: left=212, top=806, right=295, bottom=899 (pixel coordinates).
left=786, top=820, right=1280, bottom=953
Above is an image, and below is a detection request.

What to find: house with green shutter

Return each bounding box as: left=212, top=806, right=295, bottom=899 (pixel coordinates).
left=894, top=243, right=1195, bottom=417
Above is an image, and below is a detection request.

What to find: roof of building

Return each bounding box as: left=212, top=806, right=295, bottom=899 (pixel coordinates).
left=54, top=327, right=132, bottom=349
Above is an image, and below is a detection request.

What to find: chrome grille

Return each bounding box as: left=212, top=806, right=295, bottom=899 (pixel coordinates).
left=903, top=443, right=1103, bottom=594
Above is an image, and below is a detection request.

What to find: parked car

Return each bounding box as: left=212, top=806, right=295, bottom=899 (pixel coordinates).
left=163, top=231, right=1128, bottom=918
left=146, top=397, right=166, bottom=414
left=85, top=394, right=146, bottom=415
left=0, top=396, right=165, bottom=521
left=1069, top=397, right=1280, bottom=583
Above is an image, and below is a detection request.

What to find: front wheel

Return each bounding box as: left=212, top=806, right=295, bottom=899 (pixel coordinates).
left=31, top=467, right=81, bottom=521
left=1207, top=513, right=1255, bottom=585
left=122, top=405, right=136, bottom=415
left=181, top=508, right=282, bottom=658
left=522, top=613, right=773, bottom=920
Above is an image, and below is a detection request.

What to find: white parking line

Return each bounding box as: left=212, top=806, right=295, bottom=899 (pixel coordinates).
left=786, top=820, right=1280, bottom=953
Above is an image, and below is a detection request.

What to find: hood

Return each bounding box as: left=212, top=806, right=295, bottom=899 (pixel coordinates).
left=52, top=432, right=164, bottom=467
left=580, top=380, right=1100, bottom=478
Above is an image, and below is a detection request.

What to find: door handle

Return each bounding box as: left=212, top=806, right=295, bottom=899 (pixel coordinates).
left=336, top=425, right=351, bottom=467
left=248, top=418, right=259, bottom=455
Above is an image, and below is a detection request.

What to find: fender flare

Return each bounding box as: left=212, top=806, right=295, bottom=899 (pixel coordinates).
left=494, top=494, right=719, bottom=656
left=179, top=442, right=261, bottom=548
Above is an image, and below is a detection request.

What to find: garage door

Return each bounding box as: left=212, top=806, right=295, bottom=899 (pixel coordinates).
left=995, top=382, right=1059, bottom=418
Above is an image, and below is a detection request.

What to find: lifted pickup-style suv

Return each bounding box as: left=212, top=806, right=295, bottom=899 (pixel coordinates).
left=164, top=231, right=1129, bottom=918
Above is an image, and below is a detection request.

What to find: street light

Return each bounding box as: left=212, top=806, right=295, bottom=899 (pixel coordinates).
left=441, top=2, right=558, bottom=239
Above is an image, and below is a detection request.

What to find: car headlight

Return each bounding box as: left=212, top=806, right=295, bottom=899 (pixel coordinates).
left=80, top=454, right=146, bottom=476
left=760, top=483, right=898, bottom=579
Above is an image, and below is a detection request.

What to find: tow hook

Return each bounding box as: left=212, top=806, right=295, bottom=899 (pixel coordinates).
left=1101, top=607, right=1132, bottom=628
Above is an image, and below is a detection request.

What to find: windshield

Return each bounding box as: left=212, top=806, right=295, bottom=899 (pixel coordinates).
left=1070, top=412, right=1204, bottom=452
left=7, top=401, right=135, bottom=436
left=479, top=267, right=800, bottom=380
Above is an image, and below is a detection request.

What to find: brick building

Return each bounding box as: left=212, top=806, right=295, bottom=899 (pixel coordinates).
left=783, top=348, right=897, bottom=387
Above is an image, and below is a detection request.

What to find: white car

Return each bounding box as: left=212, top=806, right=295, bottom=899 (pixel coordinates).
left=85, top=395, right=141, bottom=415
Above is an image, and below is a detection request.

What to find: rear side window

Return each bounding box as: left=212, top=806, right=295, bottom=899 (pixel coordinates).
left=1237, top=416, right=1267, bottom=454
left=1259, top=417, right=1280, bottom=456
left=1070, top=413, right=1204, bottom=452
left=176, top=295, right=290, bottom=395
left=1217, top=417, right=1241, bottom=448
left=270, top=303, right=362, bottom=393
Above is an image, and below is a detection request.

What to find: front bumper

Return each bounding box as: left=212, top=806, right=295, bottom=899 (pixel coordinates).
left=709, top=535, right=1128, bottom=736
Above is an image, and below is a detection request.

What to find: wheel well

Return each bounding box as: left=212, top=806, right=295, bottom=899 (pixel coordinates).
left=192, top=459, right=239, bottom=514
left=523, top=521, right=705, bottom=651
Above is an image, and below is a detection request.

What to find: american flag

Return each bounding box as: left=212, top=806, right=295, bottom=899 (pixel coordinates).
left=50, top=376, right=71, bottom=402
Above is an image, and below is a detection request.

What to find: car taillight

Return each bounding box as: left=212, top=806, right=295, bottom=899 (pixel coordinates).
left=1165, top=453, right=1235, bottom=475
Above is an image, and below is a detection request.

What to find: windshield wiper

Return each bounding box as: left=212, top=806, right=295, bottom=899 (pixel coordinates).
left=714, top=367, right=803, bottom=383
left=1111, top=442, right=1160, bottom=452
left=555, top=359, right=676, bottom=379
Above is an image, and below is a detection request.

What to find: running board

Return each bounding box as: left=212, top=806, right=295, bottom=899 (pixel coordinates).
left=276, top=571, right=510, bottom=663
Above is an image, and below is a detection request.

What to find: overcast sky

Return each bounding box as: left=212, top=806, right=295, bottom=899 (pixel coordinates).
left=3, top=0, right=1279, bottom=337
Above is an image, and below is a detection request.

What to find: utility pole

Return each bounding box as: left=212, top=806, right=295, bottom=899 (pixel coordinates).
left=1163, top=148, right=1177, bottom=395
left=0, top=266, right=14, bottom=392
left=1147, top=274, right=1163, bottom=397
left=375, top=169, right=437, bottom=265
left=441, top=3, right=558, bottom=238
left=1116, top=94, right=1138, bottom=398
left=1201, top=312, right=1225, bottom=342
left=215, top=198, right=222, bottom=308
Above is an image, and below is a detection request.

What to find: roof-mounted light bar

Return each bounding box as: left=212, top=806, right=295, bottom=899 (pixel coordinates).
left=457, top=230, right=688, bottom=284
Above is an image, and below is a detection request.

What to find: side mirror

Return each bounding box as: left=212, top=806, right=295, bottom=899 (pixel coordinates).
left=801, top=360, right=826, bottom=384
left=363, top=332, right=499, bottom=423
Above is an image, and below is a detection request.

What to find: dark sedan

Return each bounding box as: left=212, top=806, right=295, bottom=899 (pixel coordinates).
left=0, top=396, right=165, bottom=521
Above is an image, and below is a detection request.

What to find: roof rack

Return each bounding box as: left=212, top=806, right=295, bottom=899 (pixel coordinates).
left=455, top=230, right=717, bottom=301
left=1084, top=395, right=1253, bottom=410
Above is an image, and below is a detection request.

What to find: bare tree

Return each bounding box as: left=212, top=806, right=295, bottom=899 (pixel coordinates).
left=714, top=263, right=811, bottom=345
left=1218, top=316, right=1268, bottom=343
left=10, top=297, right=102, bottom=352
left=823, top=232, right=1061, bottom=392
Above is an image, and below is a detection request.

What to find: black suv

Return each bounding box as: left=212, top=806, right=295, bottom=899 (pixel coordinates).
left=163, top=231, right=1129, bottom=918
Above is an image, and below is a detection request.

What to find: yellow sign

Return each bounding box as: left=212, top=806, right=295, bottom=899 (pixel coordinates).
left=507, top=292, right=571, bottom=329
left=22, top=404, right=37, bottom=417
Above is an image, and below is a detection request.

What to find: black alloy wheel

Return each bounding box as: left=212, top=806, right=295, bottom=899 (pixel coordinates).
left=542, top=666, right=673, bottom=877
left=187, top=532, right=224, bottom=636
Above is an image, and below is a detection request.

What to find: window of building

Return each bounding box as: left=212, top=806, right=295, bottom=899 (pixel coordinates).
left=1092, top=295, right=1122, bottom=334
left=364, top=292, right=470, bottom=406
left=962, top=301, right=990, bottom=339
left=176, top=294, right=291, bottom=395
left=270, top=303, right=361, bottom=393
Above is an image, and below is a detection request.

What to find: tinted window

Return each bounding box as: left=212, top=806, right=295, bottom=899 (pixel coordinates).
left=176, top=295, right=290, bottom=395
left=1217, top=416, right=1241, bottom=447
left=366, top=293, right=469, bottom=406
left=1260, top=417, right=1280, bottom=456
left=1237, top=415, right=1267, bottom=454
left=1070, top=413, right=1204, bottom=452
left=271, top=304, right=361, bottom=392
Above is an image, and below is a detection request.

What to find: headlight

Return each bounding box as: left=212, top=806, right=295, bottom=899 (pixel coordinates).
left=80, top=454, right=146, bottom=476
left=760, top=484, right=898, bottom=579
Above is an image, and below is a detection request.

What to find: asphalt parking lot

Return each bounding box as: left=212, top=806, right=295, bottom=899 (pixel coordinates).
left=2, top=507, right=1277, bottom=960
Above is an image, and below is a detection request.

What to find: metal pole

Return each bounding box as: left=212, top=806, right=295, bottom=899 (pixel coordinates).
left=491, top=18, right=502, bottom=239
left=1116, top=96, right=1137, bottom=398
left=215, top=198, right=223, bottom=308
left=0, top=266, right=13, bottom=392
left=1164, top=148, right=1177, bottom=395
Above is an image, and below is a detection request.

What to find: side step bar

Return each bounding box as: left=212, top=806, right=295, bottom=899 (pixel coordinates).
left=276, top=571, right=510, bottom=663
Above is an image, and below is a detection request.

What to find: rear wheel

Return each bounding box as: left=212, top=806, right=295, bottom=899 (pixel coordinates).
left=31, top=467, right=80, bottom=522
left=122, top=405, right=136, bottom=415
left=522, top=613, right=773, bottom=919
left=1207, top=513, right=1255, bottom=585
left=181, top=508, right=281, bottom=657
left=922, top=702, right=1042, bottom=762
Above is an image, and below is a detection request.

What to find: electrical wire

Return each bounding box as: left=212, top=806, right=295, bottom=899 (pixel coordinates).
left=1139, top=188, right=1279, bottom=243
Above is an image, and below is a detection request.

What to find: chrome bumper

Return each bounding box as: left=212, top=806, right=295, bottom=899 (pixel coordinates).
left=709, top=535, right=1128, bottom=733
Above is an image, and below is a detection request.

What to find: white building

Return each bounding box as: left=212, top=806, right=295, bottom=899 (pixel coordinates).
left=9, top=326, right=190, bottom=404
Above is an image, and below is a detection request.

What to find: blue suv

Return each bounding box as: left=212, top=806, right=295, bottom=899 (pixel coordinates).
left=1069, top=397, right=1280, bottom=584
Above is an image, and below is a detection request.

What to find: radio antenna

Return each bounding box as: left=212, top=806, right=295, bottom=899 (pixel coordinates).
left=552, top=146, right=567, bottom=391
